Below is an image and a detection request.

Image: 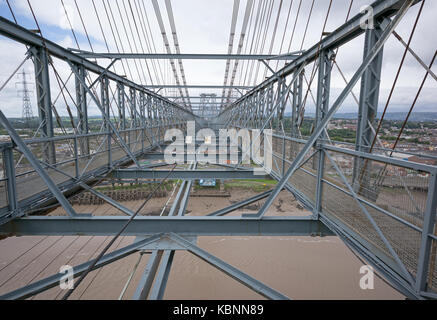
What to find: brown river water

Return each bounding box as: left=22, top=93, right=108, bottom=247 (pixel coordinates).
left=0, top=189, right=404, bottom=300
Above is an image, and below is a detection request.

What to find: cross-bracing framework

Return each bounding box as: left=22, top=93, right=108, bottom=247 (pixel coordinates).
left=0, top=0, right=436, bottom=300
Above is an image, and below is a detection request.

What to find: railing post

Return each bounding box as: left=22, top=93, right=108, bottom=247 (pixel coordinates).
left=277, top=76, right=287, bottom=132
left=291, top=68, right=303, bottom=138
left=415, top=173, right=437, bottom=293
left=314, top=50, right=333, bottom=219
left=101, top=76, right=111, bottom=169
left=31, top=46, right=56, bottom=165
left=130, top=88, right=137, bottom=150
left=282, top=134, right=286, bottom=177
left=3, top=147, right=18, bottom=214
left=140, top=92, right=146, bottom=153
left=74, top=63, right=90, bottom=157
left=74, top=136, right=79, bottom=179
left=118, top=82, right=126, bottom=142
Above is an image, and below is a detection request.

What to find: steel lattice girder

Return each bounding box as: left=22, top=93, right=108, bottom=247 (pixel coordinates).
left=71, top=51, right=302, bottom=61
left=144, top=85, right=252, bottom=90
left=139, top=153, right=244, bottom=163
left=207, top=190, right=273, bottom=216
left=110, top=169, right=271, bottom=180
left=252, top=0, right=414, bottom=219
left=0, top=17, right=195, bottom=118
left=0, top=216, right=333, bottom=237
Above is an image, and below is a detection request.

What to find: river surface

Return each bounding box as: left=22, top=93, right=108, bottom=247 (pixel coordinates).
left=0, top=190, right=404, bottom=300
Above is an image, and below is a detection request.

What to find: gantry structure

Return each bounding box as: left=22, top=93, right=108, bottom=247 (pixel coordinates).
left=0, top=0, right=436, bottom=300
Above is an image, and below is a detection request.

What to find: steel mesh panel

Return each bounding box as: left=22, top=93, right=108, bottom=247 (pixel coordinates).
left=272, top=154, right=284, bottom=175
left=0, top=153, right=6, bottom=210
left=288, top=168, right=317, bottom=204
left=428, top=238, right=437, bottom=293
left=321, top=177, right=422, bottom=278
left=321, top=181, right=396, bottom=264
left=14, top=144, right=70, bottom=203
left=272, top=136, right=282, bottom=155
left=326, top=151, right=427, bottom=229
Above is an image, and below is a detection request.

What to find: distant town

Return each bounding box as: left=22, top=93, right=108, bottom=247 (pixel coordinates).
left=1, top=113, right=437, bottom=169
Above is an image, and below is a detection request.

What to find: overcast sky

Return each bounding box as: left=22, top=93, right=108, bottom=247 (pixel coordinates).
left=0, top=0, right=436, bottom=118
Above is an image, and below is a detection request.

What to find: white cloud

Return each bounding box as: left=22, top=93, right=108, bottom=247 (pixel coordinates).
left=0, top=0, right=436, bottom=117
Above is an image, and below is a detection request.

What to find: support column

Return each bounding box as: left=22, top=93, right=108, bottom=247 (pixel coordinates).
left=267, top=83, right=274, bottom=130
left=139, top=92, right=146, bottom=153
left=130, top=88, right=137, bottom=128
left=147, top=95, right=153, bottom=127
left=291, top=68, right=303, bottom=138
left=117, top=82, right=126, bottom=141
left=353, top=21, right=385, bottom=201
left=101, top=77, right=111, bottom=168
left=129, top=88, right=137, bottom=149
left=74, top=64, right=89, bottom=157
left=31, top=47, right=56, bottom=164
left=314, top=50, right=333, bottom=218
left=152, top=98, right=158, bottom=140
left=415, top=173, right=437, bottom=293
left=133, top=250, right=163, bottom=300
left=3, top=147, right=18, bottom=213
left=277, top=76, right=287, bottom=131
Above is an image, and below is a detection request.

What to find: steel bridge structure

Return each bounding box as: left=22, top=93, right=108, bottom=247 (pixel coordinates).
left=0, top=0, right=436, bottom=300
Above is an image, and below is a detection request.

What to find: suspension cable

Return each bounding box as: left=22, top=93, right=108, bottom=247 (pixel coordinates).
left=226, top=0, right=254, bottom=104
left=221, top=0, right=241, bottom=106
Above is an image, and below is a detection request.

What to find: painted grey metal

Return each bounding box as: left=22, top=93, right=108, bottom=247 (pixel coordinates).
left=101, top=76, right=112, bottom=168
left=314, top=50, right=333, bottom=218
left=111, top=169, right=270, bottom=180
left=254, top=0, right=414, bottom=218
left=353, top=21, right=385, bottom=200
left=2, top=147, right=18, bottom=214
left=236, top=63, right=307, bottom=168
left=0, top=18, right=195, bottom=116
left=320, top=174, right=423, bottom=233
left=0, top=216, right=333, bottom=237
left=69, top=62, right=142, bottom=169
left=129, top=152, right=243, bottom=163
left=169, top=233, right=290, bottom=300
left=167, top=96, right=239, bottom=100
left=207, top=190, right=273, bottom=216
left=73, top=63, right=90, bottom=156
left=0, top=234, right=163, bottom=300
left=415, top=173, right=437, bottom=293
left=78, top=183, right=134, bottom=216
left=291, top=68, right=303, bottom=137
left=324, top=151, right=415, bottom=285
left=0, top=111, right=78, bottom=218
left=145, top=85, right=252, bottom=90
left=0, top=0, right=433, bottom=301
left=322, top=144, right=437, bottom=174
left=133, top=250, right=163, bottom=300
left=320, top=215, right=421, bottom=300
left=72, top=51, right=301, bottom=61
left=177, top=162, right=197, bottom=216
left=31, top=46, right=56, bottom=164
left=148, top=250, right=175, bottom=300
left=137, top=236, right=198, bottom=251
left=145, top=163, right=196, bottom=299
